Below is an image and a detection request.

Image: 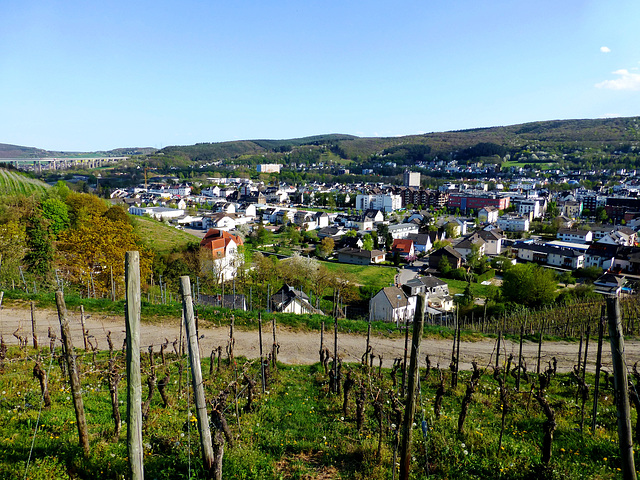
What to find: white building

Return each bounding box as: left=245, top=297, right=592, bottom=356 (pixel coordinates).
left=128, top=206, right=185, bottom=221
left=369, top=286, right=417, bottom=324
left=356, top=194, right=402, bottom=213
left=497, top=215, right=530, bottom=232
left=257, top=164, right=282, bottom=173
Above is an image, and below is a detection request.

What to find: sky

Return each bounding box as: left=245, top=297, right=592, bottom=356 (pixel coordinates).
left=1, top=0, right=639, bottom=152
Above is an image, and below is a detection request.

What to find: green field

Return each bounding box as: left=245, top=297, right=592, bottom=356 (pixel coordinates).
left=320, top=261, right=397, bottom=288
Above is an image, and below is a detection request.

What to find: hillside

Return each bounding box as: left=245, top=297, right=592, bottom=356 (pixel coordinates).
left=3, top=116, right=640, bottom=168
left=150, top=117, right=640, bottom=168
left=0, top=167, right=49, bottom=195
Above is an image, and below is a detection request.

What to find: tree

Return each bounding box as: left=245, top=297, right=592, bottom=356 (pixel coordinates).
left=316, top=237, right=335, bottom=259
left=438, top=256, right=451, bottom=275
left=502, top=263, right=557, bottom=307
left=25, top=213, right=53, bottom=278
left=56, top=215, right=153, bottom=297
left=40, top=198, right=70, bottom=237
left=0, top=220, right=27, bottom=283
left=362, top=234, right=374, bottom=251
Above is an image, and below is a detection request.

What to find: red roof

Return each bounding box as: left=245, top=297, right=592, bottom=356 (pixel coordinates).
left=392, top=239, right=414, bottom=253
left=200, top=229, right=243, bottom=257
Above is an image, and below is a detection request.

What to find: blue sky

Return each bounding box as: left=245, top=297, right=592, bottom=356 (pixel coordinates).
left=1, top=0, right=639, bottom=151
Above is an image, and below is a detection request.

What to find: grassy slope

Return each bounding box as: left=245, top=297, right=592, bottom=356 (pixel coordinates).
left=320, top=261, right=397, bottom=288
left=132, top=216, right=201, bottom=255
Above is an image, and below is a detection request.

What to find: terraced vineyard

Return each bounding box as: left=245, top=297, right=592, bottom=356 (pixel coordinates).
left=0, top=168, right=48, bottom=195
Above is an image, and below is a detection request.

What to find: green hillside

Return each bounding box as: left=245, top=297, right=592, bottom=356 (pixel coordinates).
left=0, top=167, right=49, bottom=195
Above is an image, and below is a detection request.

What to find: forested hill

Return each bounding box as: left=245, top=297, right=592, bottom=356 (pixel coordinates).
left=152, top=117, right=640, bottom=166
left=3, top=116, right=640, bottom=167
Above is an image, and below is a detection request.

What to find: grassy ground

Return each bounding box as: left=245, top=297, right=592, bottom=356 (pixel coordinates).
left=0, top=344, right=626, bottom=480
left=133, top=216, right=201, bottom=255
left=320, top=261, right=397, bottom=289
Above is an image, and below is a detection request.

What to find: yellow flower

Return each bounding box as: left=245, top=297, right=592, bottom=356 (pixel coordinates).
left=603, top=457, right=607, bottom=462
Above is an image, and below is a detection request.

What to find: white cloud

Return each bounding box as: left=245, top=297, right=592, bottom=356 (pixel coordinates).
left=595, top=69, right=640, bottom=91
left=601, top=113, right=621, bottom=118
left=600, top=46, right=611, bottom=53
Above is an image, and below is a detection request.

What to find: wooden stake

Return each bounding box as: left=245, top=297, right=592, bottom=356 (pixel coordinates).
left=125, top=252, right=144, bottom=480
left=80, top=305, right=88, bottom=352
left=180, top=276, right=215, bottom=477
left=591, top=308, right=605, bottom=433
left=30, top=301, right=38, bottom=350
left=399, top=293, right=425, bottom=480
left=607, top=296, right=637, bottom=480
left=55, top=291, right=90, bottom=456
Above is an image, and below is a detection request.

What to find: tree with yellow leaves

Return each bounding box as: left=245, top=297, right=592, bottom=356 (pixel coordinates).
left=56, top=214, right=153, bottom=298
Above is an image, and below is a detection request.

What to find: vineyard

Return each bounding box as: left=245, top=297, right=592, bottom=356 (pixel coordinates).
left=1, top=281, right=640, bottom=480
left=0, top=168, right=49, bottom=196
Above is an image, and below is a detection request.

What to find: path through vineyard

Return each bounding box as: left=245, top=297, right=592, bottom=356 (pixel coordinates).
left=2, top=305, right=637, bottom=373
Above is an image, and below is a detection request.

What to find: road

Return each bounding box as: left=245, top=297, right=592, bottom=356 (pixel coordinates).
left=0, top=304, right=632, bottom=374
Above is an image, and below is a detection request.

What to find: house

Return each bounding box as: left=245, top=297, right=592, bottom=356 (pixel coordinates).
left=497, top=215, right=530, bottom=232
left=391, top=239, right=415, bottom=259
left=453, top=235, right=486, bottom=260
left=478, top=206, right=499, bottom=224
left=593, top=273, right=625, bottom=296
left=512, top=242, right=585, bottom=269
left=199, top=229, right=244, bottom=282
left=429, top=245, right=463, bottom=270
left=476, top=229, right=504, bottom=255
left=557, top=229, right=593, bottom=244
left=270, top=285, right=323, bottom=315
left=388, top=223, right=420, bottom=239
left=369, top=286, right=417, bottom=324
left=337, top=247, right=385, bottom=265
left=203, top=212, right=237, bottom=231
left=405, top=233, right=433, bottom=253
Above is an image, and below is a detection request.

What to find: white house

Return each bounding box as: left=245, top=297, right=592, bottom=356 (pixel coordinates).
left=478, top=206, right=499, bottom=224
left=370, top=286, right=417, bottom=324
left=356, top=194, right=402, bottom=213
left=199, top=229, right=245, bottom=282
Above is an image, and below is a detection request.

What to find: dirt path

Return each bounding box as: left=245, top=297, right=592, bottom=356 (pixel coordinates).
left=0, top=305, right=635, bottom=373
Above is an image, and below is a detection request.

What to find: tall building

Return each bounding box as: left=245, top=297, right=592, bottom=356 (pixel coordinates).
left=403, top=170, right=420, bottom=187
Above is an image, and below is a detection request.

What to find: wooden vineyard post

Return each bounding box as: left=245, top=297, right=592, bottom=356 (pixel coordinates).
left=180, top=276, right=215, bottom=477
left=271, top=317, right=278, bottom=369
left=125, top=251, right=144, bottom=480
left=80, top=305, right=88, bottom=352
left=333, top=313, right=338, bottom=394
left=536, top=327, right=543, bottom=375
left=399, top=293, right=425, bottom=480
left=591, top=308, right=605, bottom=433
left=55, top=291, right=90, bottom=456
left=606, top=296, right=637, bottom=480
left=495, top=331, right=502, bottom=369
left=259, top=312, right=265, bottom=393
left=516, top=325, right=523, bottom=391
left=30, top=301, right=38, bottom=349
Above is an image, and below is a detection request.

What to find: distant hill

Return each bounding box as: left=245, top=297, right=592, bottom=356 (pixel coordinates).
left=0, top=143, right=157, bottom=159
left=151, top=117, right=640, bottom=165
left=3, top=116, right=640, bottom=168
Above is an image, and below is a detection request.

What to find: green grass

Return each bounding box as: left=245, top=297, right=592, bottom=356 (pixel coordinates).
left=132, top=216, right=201, bottom=255
left=443, top=278, right=495, bottom=298
left=0, top=344, right=627, bottom=480
left=320, top=261, right=397, bottom=288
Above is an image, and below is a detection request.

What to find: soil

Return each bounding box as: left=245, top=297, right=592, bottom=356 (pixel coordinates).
left=0, top=305, right=635, bottom=374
